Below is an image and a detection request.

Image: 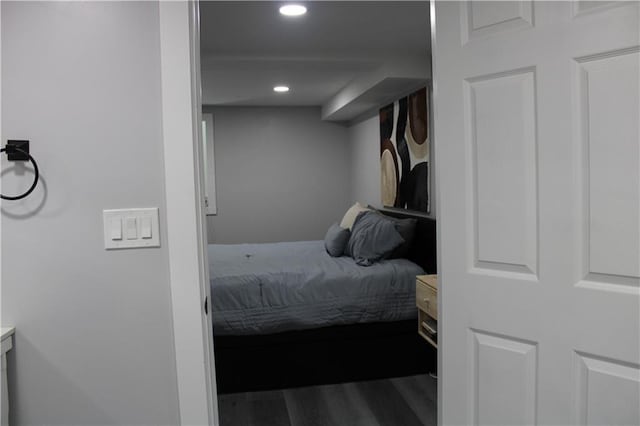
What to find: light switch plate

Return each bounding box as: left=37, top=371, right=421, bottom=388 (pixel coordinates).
left=103, top=208, right=160, bottom=249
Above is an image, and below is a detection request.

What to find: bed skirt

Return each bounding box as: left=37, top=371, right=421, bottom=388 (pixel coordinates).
left=213, top=319, right=436, bottom=394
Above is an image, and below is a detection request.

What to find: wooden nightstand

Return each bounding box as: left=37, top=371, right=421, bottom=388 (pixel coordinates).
left=416, top=275, right=438, bottom=348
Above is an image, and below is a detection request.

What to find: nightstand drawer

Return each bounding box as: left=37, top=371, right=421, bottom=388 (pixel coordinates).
left=416, top=280, right=438, bottom=319
left=418, top=310, right=437, bottom=348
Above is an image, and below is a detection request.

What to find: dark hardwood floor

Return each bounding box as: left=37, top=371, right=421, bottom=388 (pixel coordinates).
left=218, top=374, right=437, bottom=426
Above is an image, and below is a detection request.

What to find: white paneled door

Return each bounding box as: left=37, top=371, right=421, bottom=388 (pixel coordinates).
left=433, top=1, right=639, bottom=425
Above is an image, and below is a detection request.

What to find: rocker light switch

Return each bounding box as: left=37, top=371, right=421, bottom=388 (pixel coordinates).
left=103, top=208, right=160, bottom=249
left=141, top=217, right=152, bottom=239
left=125, top=217, right=137, bottom=240
left=110, top=218, right=123, bottom=241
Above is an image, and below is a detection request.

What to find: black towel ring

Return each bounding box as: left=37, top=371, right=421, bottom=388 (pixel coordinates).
left=1, top=147, right=40, bottom=201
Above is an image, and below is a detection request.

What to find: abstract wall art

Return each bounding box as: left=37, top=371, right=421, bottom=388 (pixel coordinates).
left=380, top=87, right=430, bottom=213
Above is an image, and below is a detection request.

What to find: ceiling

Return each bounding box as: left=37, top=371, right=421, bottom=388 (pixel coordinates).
left=199, top=1, right=431, bottom=119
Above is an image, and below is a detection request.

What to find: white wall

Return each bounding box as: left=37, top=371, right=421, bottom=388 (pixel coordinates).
left=1, top=2, right=179, bottom=425
left=205, top=107, right=351, bottom=244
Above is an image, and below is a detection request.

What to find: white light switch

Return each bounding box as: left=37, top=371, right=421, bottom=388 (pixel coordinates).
left=103, top=208, right=160, bottom=249
left=125, top=217, right=137, bottom=240
left=110, top=218, right=123, bottom=241
left=141, top=217, right=152, bottom=239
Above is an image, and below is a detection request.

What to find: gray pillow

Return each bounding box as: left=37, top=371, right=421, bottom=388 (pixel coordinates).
left=346, top=211, right=405, bottom=266
left=324, top=223, right=351, bottom=257
left=387, top=216, right=418, bottom=259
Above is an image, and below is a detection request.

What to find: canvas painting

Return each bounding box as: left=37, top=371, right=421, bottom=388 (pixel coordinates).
left=380, top=87, right=430, bottom=213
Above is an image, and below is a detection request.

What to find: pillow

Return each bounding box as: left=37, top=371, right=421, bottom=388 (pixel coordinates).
left=343, top=210, right=375, bottom=257
left=358, top=207, right=418, bottom=259
left=340, top=202, right=372, bottom=230
left=386, top=216, right=418, bottom=259
left=346, top=211, right=405, bottom=266
left=324, top=223, right=350, bottom=257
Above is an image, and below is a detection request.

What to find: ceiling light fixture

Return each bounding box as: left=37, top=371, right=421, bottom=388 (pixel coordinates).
left=279, top=4, right=307, bottom=17
left=273, top=86, right=290, bottom=93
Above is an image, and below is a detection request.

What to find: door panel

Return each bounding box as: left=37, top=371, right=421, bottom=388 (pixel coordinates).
left=572, top=1, right=628, bottom=18
left=434, top=1, right=639, bottom=424
left=574, top=352, right=640, bottom=426
left=462, top=1, right=534, bottom=44
left=466, top=68, right=538, bottom=276
left=471, top=330, right=538, bottom=426
left=576, top=49, right=640, bottom=282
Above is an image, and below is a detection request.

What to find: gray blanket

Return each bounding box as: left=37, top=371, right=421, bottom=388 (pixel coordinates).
left=208, top=240, right=424, bottom=335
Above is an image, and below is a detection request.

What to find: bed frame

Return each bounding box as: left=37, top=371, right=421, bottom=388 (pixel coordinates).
left=213, top=210, right=437, bottom=394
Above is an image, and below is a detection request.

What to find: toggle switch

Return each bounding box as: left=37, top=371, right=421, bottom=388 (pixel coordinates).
left=125, top=217, right=137, bottom=240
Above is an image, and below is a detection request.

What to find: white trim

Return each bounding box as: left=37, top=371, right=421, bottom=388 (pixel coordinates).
left=430, top=1, right=442, bottom=425
left=0, top=1, right=3, bottom=338
left=202, top=113, right=218, bottom=215
left=188, top=3, right=219, bottom=423
left=159, top=1, right=217, bottom=425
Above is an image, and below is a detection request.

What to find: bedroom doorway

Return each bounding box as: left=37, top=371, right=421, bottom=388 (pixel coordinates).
left=199, top=1, right=437, bottom=424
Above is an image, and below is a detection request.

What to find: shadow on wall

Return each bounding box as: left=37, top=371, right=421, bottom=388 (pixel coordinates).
left=6, top=334, right=114, bottom=426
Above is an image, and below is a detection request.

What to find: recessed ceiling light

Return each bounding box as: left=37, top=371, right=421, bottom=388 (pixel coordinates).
left=279, top=4, right=307, bottom=17
left=273, top=86, right=290, bottom=93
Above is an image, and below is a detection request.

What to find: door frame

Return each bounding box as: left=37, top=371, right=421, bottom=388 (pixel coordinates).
left=429, top=1, right=444, bottom=425
left=159, top=1, right=218, bottom=425
left=158, top=1, right=445, bottom=424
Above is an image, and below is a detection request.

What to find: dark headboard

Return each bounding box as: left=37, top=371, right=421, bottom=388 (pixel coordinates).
left=380, top=209, right=437, bottom=274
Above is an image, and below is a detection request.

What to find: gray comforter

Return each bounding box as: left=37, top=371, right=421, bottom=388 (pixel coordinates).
left=208, top=240, right=424, bottom=335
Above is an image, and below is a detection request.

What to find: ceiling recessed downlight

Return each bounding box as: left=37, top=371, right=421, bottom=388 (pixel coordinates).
left=273, top=86, right=290, bottom=93
left=279, top=4, right=307, bottom=17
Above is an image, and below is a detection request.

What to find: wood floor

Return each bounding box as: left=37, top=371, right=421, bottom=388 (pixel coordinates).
left=218, top=374, right=437, bottom=426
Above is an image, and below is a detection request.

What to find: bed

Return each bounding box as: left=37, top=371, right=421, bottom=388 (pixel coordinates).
left=210, top=210, right=437, bottom=393
left=209, top=240, right=425, bottom=336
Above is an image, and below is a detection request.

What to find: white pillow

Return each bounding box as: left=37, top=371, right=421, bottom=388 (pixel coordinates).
left=340, top=202, right=372, bottom=230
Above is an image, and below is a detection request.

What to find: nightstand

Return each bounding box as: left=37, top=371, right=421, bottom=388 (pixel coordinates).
left=416, top=274, right=437, bottom=348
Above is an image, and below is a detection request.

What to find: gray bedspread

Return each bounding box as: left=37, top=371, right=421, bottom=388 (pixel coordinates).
left=208, top=240, right=424, bottom=335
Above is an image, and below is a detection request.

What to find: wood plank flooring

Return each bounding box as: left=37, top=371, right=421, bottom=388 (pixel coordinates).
left=218, top=374, right=437, bottom=426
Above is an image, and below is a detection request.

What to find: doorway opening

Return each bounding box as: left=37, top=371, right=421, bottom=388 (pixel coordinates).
left=198, top=2, right=437, bottom=424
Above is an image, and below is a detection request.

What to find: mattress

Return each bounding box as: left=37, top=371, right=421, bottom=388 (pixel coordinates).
left=208, top=240, right=424, bottom=335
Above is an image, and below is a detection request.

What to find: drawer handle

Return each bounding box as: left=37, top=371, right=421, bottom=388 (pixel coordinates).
left=421, top=321, right=436, bottom=335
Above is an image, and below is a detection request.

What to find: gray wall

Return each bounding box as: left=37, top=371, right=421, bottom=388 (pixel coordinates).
left=205, top=107, right=350, bottom=244
left=1, top=2, right=179, bottom=425
left=347, top=114, right=382, bottom=209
